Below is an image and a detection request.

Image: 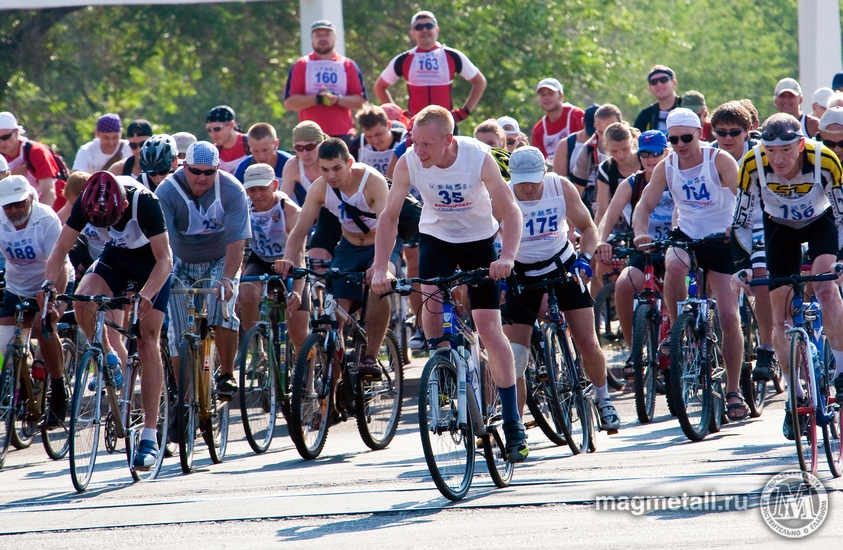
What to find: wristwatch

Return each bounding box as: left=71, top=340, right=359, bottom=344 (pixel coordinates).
left=579, top=252, right=593, bottom=263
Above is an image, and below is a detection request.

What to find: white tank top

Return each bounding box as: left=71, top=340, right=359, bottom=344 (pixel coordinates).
left=512, top=173, right=573, bottom=277
left=666, top=148, right=735, bottom=239
left=323, top=164, right=378, bottom=234
left=107, top=181, right=151, bottom=249
left=293, top=158, right=314, bottom=207
left=249, top=194, right=289, bottom=262
left=407, top=136, right=498, bottom=242
left=543, top=106, right=575, bottom=164
left=357, top=134, right=395, bottom=176
left=622, top=176, right=675, bottom=241
left=172, top=172, right=226, bottom=236
left=753, top=143, right=829, bottom=229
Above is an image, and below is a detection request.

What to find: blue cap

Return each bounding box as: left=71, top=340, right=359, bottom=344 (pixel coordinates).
left=184, top=141, right=220, bottom=167
left=833, top=73, right=843, bottom=91
left=509, top=146, right=547, bottom=184
left=638, top=130, right=667, bottom=153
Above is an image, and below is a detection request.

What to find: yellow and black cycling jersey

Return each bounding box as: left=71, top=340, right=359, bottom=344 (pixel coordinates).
left=731, top=140, right=843, bottom=268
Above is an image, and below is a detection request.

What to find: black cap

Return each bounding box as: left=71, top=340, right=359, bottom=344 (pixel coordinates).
left=206, top=105, right=236, bottom=123
left=584, top=103, right=600, bottom=137
left=127, top=119, right=153, bottom=137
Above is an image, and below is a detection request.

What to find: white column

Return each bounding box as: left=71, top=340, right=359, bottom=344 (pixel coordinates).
left=798, top=0, right=842, bottom=108
left=299, top=0, right=345, bottom=56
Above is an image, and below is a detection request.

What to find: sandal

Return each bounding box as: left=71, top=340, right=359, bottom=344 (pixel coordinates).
left=725, top=391, right=749, bottom=422
left=622, top=357, right=635, bottom=380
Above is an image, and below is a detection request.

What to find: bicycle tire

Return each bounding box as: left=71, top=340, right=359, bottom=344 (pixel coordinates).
left=738, top=297, right=766, bottom=418
left=202, top=348, right=229, bottom=464
left=545, top=324, right=590, bottom=454
left=10, top=364, right=37, bottom=449
left=789, top=331, right=818, bottom=475
left=42, top=337, right=76, bottom=460
left=479, top=358, right=513, bottom=488
left=0, top=351, right=16, bottom=469
left=669, top=311, right=711, bottom=441
left=821, top=341, right=842, bottom=477
left=632, top=304, right=659, bottom=424
left=524, top=327, right=566, bottom=446
left=238, top=324, right=276, bottom=454
left=418, top=350, right=474, bottom=501
left=126, top=355, right=168, bottom=481
left=708, top=341, right=725, bottom=434
left=279, top=332, right=294, bottom=423
left=289, top=333, right=332, bottom=460
left=69, top=350, right=103, bottom=492
left=355, top=329, right=404, bottom=450
left=177, top=338, right=197, bottom=473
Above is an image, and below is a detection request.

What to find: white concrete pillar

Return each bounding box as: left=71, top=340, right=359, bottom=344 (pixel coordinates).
left=798, top=0, right=842, bottom=107
left=299, top=0, right=345, bottom=56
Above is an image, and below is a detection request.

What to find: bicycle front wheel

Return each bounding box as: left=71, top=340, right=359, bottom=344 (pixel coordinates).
left=418, top=350, right=474, bottom=501
left=546, top=325, right=590, bottom=454
left=632, top=304, right=659, bottom=423
left=480, top=358, right=512, bottom=488
left=525, top=326, right=566, bottom=446
left=289, top=333, right=332, bottom=460
left=790, top=331, right=818, bottom=475
left=10, top=368, right=38, bottom=449
left=0, top=352, right=16, bottom=468
left=42, top=337, right=76, bottom=460
left=355, top=329, right=403, bottom=450
left=669, top=312, right=711, bottom=441
left=238, top=325, right=276, bottom=454
left=822, top=342, right=842, bottom=477
left=69, top=350, right=103, bottom=492
left=202, top=348, right=229, bottom=464
left=126, top=358, right=168, bottom=482
left=738, top=297, right=767, bottom=418
left=177, top=338, right=197, bottom=473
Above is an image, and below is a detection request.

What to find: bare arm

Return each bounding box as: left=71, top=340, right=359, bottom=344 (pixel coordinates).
left=715, top=150, right=739, bottom=195
left=283, top=95, right=320, bottom=112
left=372, top=158, right=409, bottom=276
left=599, top=182, right=633, bottom=243
left=109, top=158, right=127, bottom=175
left=594, top=180, right=611, bottom=226
left=140, top=233, right=173, bottom=303
left=279, top=157, right=300, bottom=200
left=283, top=178, right=327, bottom=267
left=44, top=225, right=81, bottom=292
left=374, top=77, right=395, bottom=105
left=562, top=177, right=598, bottom=255
left=36, top=177, right=57, bottom=207
left=463, top=71, right=487, bottom=113
left=552, top=138, right=570, bottom=177
left=632, top=160, right=668, bottom=246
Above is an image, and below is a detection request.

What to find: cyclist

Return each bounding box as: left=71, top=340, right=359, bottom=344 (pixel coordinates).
left=370, top=105, right=529, bottom=463
left=43, top=171, right=173, bottom=468
left=232, top=123, right=293, bottom=184
left=240, top=163, right=308, bottom=351
left=552, top=103, right=599, bottom=178
left=72, top=113, right=131, bottom=174
left=277, top=138, right=401, bottom=377
left=205, top=105, right=250, bottom=174
left=348, top=104, right=405, bottom=176
left=155, top=141, right=250, bottom=400
left=633, top=108, right=746, bottom=421
left=633, top=65, right=681, bottom=134
left=0, top=176, right=69, bottom=428
left=817, top=107, right=843, bottom=162
left=473, top=120, right=505, bottom=148
left=730, top=114, right=843, bottom=435
left=502, top=147, right=621, bottom=432
left=496, top=116, right=523, bottom=151
left=595, top=130, right=671, bottom=370
left=138, top=134, right=179, bottom=191
left=110, top=119, right=153, bottom=178
left=570, top=104, right=623, bottom=215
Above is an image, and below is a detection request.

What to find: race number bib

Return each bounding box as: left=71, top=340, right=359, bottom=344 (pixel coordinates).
left=305, top=60, right=348, bottom=95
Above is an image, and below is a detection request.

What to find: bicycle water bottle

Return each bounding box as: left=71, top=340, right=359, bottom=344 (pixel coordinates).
left=323, top=293, right=336, bottom=317
left=809, top=342, right=821, bottom=378
left=31, top=360, right=46, bottom=381
left=278, top=321, right=287, bottom=362
left=687, top=275, right=698, bottom=298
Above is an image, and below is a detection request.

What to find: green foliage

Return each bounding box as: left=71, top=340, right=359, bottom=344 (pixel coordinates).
left=1, top=0, right=803, bottom=157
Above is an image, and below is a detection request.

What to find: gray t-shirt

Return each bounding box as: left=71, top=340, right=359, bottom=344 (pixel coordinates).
left=155, top=167, right=251, bottom=264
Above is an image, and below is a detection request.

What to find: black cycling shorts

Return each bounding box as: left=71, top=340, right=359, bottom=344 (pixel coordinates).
left=329, top=237, right=402, bottom=303
left=764, top=208, right=838, bottom=290
left=671, top=229, right=736, bottom=275
left=418, top=233, right=500, bottom=311
left=92, top=251, right=170, bottom=313
left=504, top=256, right=594, bottom=326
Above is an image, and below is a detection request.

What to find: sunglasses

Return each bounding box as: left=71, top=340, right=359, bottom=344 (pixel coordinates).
left=146, top=168, right=171, bottom=176
left=506, top=139, right=518, bottom=146
left=2, top=199, right=28, bottom=210
left=823, top=139, right=843, bottom=149
left=206, top=125, right=225, bottom=134
left=667, top=132, right=697, bottom=145
left=649, top=75, right=671, bottom=86
left=760, top=131, right=801, bottom=142
left=186, top=166, right=218, bottom=176
left=713, top=128, right=744, bottom=138
left=129, top=140, right=148, bottom=150
left=413, top=22, right=436, bottom=31
left=638, top=150, right=665, bottom=158
left=0, top=131, right=15, bottom=141
left=294, top=143, right=319, bottom=152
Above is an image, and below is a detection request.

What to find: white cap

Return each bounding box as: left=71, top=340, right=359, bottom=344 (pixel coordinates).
left=775, top=78, right=802, bottom=97
left=172, top=131, right=197, bottom=155
left=243, top=163, right=277, bottom=189
left=0, top=112, right=23, bottom=134
left=0, top=155, right=8, bottom=173
left=496, top=116, right=521, bottom=136
left=0, top=175, right=33, bottom=206
left=536, top=78, right=563, bottom=94
left=666, top=108, right=702, bottom=130
left=812, top=87, right=834, bottom=107
left=819, top=107, right=843, bottom=132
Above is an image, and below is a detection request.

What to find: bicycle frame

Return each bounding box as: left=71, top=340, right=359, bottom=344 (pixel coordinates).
left=176, top=288, right=217, bottom=421
left=241, top=274, right=293, bottom=397
left=785, top=286, right=832, bottom=425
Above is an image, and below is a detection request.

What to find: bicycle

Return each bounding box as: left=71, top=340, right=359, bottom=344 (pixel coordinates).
left=666, top=235, right=728, bottom=442
left=170, top=280, right=232, bottom=473
left=391, top=268, right=514, bottom=501
left=62, top=292, right=168, bottom=491
left=524, top=321, right=566, bottom=446
left=287, top=267, right=403, bottom=460
left=736, top=289, right=783, bottom=418
left=0, top=298, right=74, bottom=468
left=746, top=271, right=842, bottom=477
left=510, top=271, right=598, bottom=454
left=236, top=273, right=295, bottom=454
left=593, top=232, right=633, bottom=391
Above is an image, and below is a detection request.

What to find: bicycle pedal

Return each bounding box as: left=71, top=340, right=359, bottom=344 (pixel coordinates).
left=601, top=427, right=619, bottom=435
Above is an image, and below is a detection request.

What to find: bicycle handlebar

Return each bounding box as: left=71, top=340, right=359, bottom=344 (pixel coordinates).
left=387, top=268, right=491, bottom=296
left=289, top=267, right=366, bottom=284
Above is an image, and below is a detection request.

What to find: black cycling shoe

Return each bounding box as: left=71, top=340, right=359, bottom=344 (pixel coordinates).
left=503, top=420, right=529, bottom=463
left=834, top=373, right=843, bottom=405
left=752, top=348, right=775, bottom=381
left=215, top=373, right=238, bottom=402
left=783, top=396, right=809, bottom=441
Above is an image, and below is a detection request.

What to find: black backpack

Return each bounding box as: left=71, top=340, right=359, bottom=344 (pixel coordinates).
left=23, top=141, right=70, bottom=181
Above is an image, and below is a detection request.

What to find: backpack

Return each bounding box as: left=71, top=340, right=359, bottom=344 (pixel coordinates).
left=330, top=178, right=421, bottom=242
left=23, top=141, right=70, bottom=181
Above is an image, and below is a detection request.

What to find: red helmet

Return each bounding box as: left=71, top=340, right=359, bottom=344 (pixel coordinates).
left=81, top=171, right=126, bottom=227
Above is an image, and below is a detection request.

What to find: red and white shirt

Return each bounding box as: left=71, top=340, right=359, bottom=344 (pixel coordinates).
left=2, top=138, right=66, bottom=212
left=531, top=104, right=585, bottom=162
left=218, top=133, right=249, bottom=174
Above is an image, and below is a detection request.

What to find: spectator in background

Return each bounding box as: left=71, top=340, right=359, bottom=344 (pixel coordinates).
left=832, top=72, right=843, bottom=92
left=531, top=78, right=584, bottom=164
left=681, top=91, right=711, bottom=141
left=205, top=105, right=250, bottom=173
left=633, top=65, right=681, bottom=133
left=284, top=20, right=367, bottom=143
left=110, top=119, right=153, bottom=178
left=773, top=78, right=819, bottom=137
left=380, top=103, right=411, bottom=130
left=233, top=123, right=292, bottom=183
left=72, top=113, right=131, bottom=174
left=553, top=103, right=599, bottom=178
left=473, top=120, right=505, bottom=148
left=496, top=116, right=523, bottom=152
left=811, top=87, right=835, bottom=120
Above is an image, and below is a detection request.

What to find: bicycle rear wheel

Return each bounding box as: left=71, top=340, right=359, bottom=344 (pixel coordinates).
left=789, top=331, right=818, bottom=475
left=525, top=326, right=566, bottom=446
left=0, top=353, right=15, bottom=469
left=418, top=350, right=474, bottom=501
left=355, top=329, right=403, bottom=450
left=546, top=324, right=590, bottom=454
left=126, top=357, right=168, bottom=481
left=177, top=338, right=197, bottom=473
left=10, top=370, right=38, bottom=449
left=822, top=343, right=842, bottom=477
left=669, top=312, right=711, bottom=441
left=289, top=333, right=332, bottom=460
left=480, top=358, right=512, bottom=488
left=738, top=297, right=767, bottom=418
left=593, top=282, right=625, bottom=391
left=42, top=337, right=76, bottom=460
left=238, top=325, right=276, bottom=454
left=202, top=349, right=229, bottom=464
left=708, top=342, right=725, bottom=434
left=69, top=350, right=103, bottom=492
left=632, top=304, right=659, bottom=423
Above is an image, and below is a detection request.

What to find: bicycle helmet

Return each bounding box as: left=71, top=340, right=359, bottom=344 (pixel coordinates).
left=81, top=171, right=126, bottom=227
left=139, top=134, right=178, bottom=175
